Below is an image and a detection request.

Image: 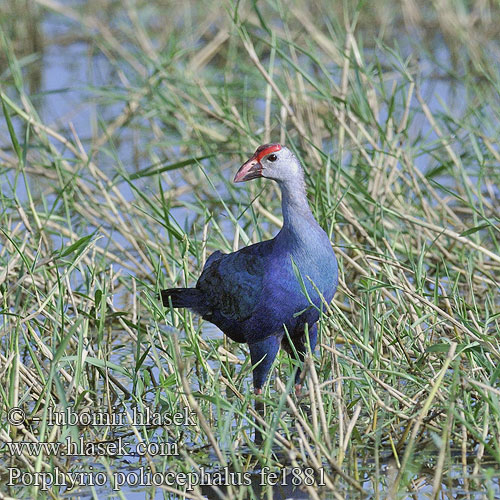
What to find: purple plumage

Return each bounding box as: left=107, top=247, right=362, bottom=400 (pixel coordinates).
left=161, top=144, right=338, bottom=394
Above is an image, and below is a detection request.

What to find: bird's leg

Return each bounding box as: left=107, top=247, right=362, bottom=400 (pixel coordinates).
left=293, top=360, right=305, bottom=399
left=254, top=393, right=264, bottom=445
left=249, top=335, right=281, bottom=392
left=307, top=323, right=318, bottom=352
left=249, top=335, right=281, bottom=444
left=292, top=324, right=318, bottom=398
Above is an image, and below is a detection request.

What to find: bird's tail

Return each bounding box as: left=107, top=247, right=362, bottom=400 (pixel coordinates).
left=160, top=288, right=203, bottom=309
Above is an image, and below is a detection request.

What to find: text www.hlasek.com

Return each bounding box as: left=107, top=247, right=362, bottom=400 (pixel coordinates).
left=5, top=436, right=149, bottom=457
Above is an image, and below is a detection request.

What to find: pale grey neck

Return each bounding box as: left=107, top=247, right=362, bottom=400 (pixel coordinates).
left=279, top=177, right=316, bottom=229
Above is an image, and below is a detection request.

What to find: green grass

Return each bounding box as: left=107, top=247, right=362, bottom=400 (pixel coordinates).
left=1, top=0, right=500, bottom=498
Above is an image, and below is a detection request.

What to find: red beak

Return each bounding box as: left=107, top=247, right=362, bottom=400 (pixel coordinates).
left=234, top=157, right=262, bottom=183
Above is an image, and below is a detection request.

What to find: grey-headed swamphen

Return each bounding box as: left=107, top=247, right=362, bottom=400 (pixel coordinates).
left=161, top=144, right=338, bottom=395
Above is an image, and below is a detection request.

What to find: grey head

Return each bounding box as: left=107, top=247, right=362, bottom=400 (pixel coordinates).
left=234, top=144, right=304, bottom=184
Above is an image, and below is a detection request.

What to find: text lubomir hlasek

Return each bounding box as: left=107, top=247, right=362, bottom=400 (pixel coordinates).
left=39, top=406, right=196, bottom=427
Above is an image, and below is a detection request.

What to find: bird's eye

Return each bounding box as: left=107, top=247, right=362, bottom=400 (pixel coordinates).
left=267, top=154, right=278, bottom=162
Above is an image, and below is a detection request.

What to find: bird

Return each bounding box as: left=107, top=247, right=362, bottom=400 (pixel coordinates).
left=161, top=144, right=338, bottom=396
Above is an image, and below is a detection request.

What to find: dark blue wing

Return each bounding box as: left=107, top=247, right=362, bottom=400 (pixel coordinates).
left=196, top=241, right=273, bottom=322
